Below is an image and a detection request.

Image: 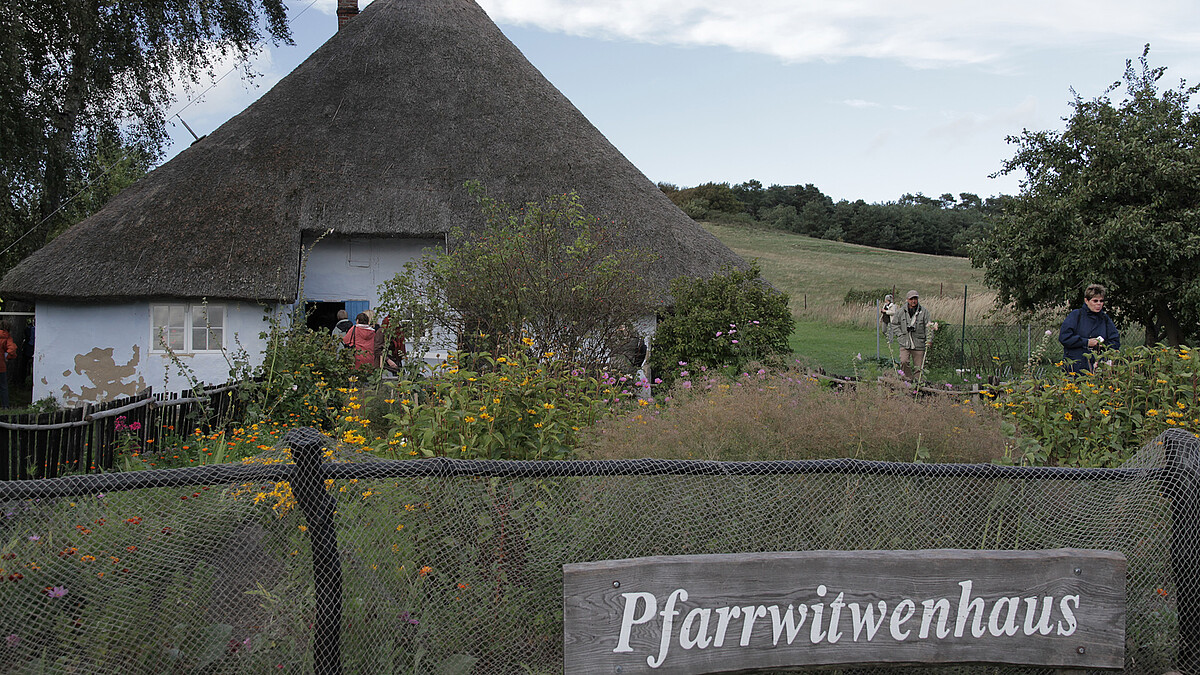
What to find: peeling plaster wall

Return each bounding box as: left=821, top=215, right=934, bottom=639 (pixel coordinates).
left=301, top=235, right=442, bottom=307
left=33, top=301, right=282, bottom=405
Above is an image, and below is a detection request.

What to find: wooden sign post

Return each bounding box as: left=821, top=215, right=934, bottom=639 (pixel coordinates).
left=564, top=549, right=1125, bottom=674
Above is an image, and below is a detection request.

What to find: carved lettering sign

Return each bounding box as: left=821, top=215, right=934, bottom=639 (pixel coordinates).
left=564, top=549, right=1125, bottom=674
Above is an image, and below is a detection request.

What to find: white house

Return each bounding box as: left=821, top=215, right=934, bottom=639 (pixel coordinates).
left=0, top=0, right=745, bottom=405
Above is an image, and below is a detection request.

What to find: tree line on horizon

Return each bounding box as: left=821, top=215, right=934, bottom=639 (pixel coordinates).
left=657, top=180, right=1011, bottom=258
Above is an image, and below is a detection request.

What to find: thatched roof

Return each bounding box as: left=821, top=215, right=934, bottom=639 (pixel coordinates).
left=0, top=0, right=745, bottom=303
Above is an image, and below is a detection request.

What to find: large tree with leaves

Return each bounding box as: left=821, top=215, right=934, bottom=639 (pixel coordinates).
left=972, top=46, right=1200, bottom=346
left=0, top=0, right=290, bottom=278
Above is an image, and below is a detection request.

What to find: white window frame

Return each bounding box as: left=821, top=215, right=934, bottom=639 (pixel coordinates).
left=150, top=302, right=226, bottom=354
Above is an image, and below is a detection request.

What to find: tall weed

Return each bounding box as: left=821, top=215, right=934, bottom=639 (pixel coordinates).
left=581, top=365, right=1006, bottom=463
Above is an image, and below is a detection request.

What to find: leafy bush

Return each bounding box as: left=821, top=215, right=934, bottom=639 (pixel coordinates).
left=376, top=182, right=655, bottom=370
left=650, top=264, right=794, bottom=382
left=336, top=344, right=617, bottom=460
left=243, top=324, right=354, bottom=430
left=989, top=344, right=1198, bottom=466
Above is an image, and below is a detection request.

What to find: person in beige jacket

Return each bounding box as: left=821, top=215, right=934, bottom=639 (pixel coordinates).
left=894, top=290, right=930, bottom=379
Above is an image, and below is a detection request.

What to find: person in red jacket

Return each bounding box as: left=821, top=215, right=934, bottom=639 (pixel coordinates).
left=0, top=326, right=17, bottom=407
left=342, top=313, right=379, bottom=371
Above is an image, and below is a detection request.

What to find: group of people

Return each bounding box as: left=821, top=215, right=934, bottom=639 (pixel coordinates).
left=879, top=283, right=1120, bottom=379
left=330, top=309, right=407, bottom=373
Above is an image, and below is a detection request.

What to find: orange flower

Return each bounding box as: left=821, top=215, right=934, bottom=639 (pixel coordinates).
left=418, top=566, right=432, bottom=577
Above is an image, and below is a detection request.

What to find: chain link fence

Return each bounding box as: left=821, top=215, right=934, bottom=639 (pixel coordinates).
left=880, top=323, right=1148, bottom=378
left=0, top=427, right=1196, bottom=673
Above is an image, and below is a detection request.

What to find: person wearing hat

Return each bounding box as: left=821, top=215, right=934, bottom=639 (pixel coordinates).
left=896, top=290, right=930, bottom=379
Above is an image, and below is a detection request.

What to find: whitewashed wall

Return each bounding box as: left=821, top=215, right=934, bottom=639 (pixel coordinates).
left=301, top=235, right=443, bottom=307
left=33, top=300, right=284, bottom=405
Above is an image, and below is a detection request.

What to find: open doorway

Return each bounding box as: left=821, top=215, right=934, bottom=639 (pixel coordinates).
left=305, top=301, right=346, bottom=333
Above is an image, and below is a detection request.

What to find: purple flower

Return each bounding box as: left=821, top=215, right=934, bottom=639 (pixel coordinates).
left=399, top=611, right=419, bottom=626
left=46, top=586, right=67, bottom=598
left=27, top=535, right=39, bottom=541
left=678, top=361, right=687, bottom=367
left=752, top=321, right=760, bottom=325
left=715, top=331, right=723, bottom=337
left=731, top=340, right=739, bottom=344
left=5, top=634, right=17, bottom=647
left=680, top=371, right=689, bottom=377
left=653, top=378, right=662, bottom=384
left=681, top=381, right=692, bottom=389
left=945, top=384, right=953, bottom=389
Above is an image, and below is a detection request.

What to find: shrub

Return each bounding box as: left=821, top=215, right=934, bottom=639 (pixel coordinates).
left=989, top=344, right=1199, bottom=466
left=376, top=182, right=655, bottom=371
left=336, top=344, right=618, bottom=460
left=650, top=263, right=794, bottom=383
left=243, top=324, right=354, bottom=430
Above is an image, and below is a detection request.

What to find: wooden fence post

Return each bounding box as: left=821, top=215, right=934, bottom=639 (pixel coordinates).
left=285, top=427, right=343, bottom=675
left=1164, top=428, right=1200, bottom=672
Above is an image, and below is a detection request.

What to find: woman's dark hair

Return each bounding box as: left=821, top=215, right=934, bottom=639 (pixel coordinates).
left=356, top=312, right=370, bottom=324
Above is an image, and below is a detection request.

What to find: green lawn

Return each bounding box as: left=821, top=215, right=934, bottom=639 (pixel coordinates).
left=789, top=320, right=890, bottom=372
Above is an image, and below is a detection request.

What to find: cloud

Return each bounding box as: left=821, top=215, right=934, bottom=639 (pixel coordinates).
left=843, top=99, right=880, bottom=108
left=925, top=95, right=1040, bottom=146
left=475, top=0, right=1200, bottom=68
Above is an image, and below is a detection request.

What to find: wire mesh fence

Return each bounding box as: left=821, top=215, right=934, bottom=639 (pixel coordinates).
left=881, top=323, right=1148, bottom=378
left=0, top=427, right=1195, bottom=673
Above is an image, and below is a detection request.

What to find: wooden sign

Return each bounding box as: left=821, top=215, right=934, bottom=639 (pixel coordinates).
left=564, top=549, right=1125, bottom=674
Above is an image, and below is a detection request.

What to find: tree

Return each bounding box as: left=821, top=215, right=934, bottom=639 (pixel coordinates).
left=0, top=0, right=291, bottom=277
left=971, top=46, right=1200, bottom=346
left=377, top=182, right=656, bottom=370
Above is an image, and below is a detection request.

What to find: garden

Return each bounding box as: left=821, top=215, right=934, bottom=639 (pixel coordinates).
left=0, top=190, right=1196, bottom=673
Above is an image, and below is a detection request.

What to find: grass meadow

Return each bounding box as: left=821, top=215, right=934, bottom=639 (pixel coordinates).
left=702, top=222, right=1015, bottom=371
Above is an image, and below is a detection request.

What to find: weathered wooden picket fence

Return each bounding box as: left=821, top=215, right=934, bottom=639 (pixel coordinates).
left=0, top=381, right=248, bottom=480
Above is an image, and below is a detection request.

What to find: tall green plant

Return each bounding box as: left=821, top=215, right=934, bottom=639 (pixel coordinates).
left=991, top=344, right=1198, bottom=466
left=376, top=182, right=655, bottom=370
left=650, top=263, right=794, bottom=381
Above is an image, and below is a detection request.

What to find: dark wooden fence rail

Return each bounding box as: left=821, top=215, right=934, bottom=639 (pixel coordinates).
left=0, top=381, right=249, bottom=480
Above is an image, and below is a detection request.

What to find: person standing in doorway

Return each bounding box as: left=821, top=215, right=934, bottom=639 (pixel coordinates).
left=342, top=312, right=379, bottom=371
left=896, top=290, right=930, bottom=379
left=1059, top=283, right=1120, bottom=374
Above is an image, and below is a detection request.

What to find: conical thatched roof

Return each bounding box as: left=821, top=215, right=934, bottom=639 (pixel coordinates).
left=0, top=0, right=745, bottom=303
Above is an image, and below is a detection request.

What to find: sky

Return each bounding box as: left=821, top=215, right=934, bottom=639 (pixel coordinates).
left=161, top=0, right=1200, bottom=204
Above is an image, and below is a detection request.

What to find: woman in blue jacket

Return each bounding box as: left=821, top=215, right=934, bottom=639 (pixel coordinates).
left=1059, top=284, right=1121, bottom=374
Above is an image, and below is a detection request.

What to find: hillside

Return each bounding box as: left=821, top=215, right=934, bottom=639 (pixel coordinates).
left=702, top=223, right=989, bottom=322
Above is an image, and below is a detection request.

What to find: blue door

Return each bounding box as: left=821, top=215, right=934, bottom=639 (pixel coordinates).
left=345, top=300, right=370, bottom=321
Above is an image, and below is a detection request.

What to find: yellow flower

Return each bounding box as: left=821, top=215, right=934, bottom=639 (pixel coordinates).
left=1064, top=412, right=1073, bottom=421
left=1148, top=409, right=1159, bottom=417
left=542, top=402, right=555, bottom=409
left=396, top=524, right=404, bottom=531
